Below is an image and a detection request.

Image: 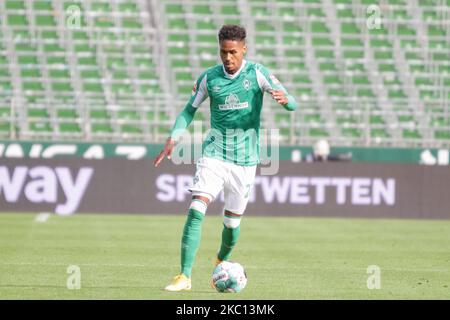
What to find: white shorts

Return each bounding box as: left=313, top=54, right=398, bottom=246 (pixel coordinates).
left=189, top=157, right=257, bottom=215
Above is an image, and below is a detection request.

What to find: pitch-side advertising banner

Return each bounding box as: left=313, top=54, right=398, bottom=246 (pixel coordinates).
left=0, top=158, right=449, bottom=219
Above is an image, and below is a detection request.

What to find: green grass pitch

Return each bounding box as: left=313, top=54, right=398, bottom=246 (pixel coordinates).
left=0, top=213, right=449, bottom=299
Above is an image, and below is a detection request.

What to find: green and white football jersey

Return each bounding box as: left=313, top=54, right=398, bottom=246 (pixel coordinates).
left=171, top=60, right=297, bottom=166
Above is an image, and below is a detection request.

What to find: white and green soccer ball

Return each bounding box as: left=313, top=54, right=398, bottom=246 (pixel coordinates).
left=212, top=261, right=247, bottom=293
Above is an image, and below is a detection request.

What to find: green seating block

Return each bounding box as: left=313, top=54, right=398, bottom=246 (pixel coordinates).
left=435, top=130, right=450, bottom=140
left=309, top=128, right=329, bottom=137
left=8, top=15, right=28, bottom=26
left=57, top=109, right=77, bottom=118
left=35, top=15, right=57, bottom=26
left=60, top=123, right=81, bottom=133
left=221, top=6, right=239, bottom=15
left=166, top=4, right=184, bottom=14
left=122, top=124, right=142, bottom=134
left=33, top=1, right=53, bottom=11
left=371, top=129, right=390, bottom=138
left=92, top=123, right=113, bottom=133
left=193, top=5, right=212, bottom=14
left=342, top=128, right=362, bottom=138
left=403, top=129, right=421, bottom=139
left=29, top=122, right=52, bottom=132
left=6, top=0, right=26, bottom=10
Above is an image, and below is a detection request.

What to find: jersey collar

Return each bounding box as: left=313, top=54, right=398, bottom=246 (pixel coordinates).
left=223, top=60, right=247, bottom=79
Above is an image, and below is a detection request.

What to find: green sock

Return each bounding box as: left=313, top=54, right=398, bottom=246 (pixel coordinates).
left=180, top=208, right=204, bottom=278
left=218, top=224, right=240, bottom=261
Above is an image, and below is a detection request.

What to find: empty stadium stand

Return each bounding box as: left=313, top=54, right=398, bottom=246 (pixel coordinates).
left=0, top=0, right=449, bottom=147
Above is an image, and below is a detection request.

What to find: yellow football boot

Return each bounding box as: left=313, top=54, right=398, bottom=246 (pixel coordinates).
left=164, top=274, right=191, bottom=292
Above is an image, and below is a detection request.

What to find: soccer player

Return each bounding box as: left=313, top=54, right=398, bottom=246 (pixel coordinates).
left=154, top=25, right=297, bottom=291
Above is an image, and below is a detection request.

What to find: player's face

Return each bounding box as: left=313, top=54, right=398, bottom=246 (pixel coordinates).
left=219, top=40, right=247, bottom=74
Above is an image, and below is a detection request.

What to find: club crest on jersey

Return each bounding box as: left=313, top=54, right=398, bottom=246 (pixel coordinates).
left=269, top=74, right=280, bottom=85
left=218, top=93, right=249, bottom=110
left=243, top=79, right=251, bottom=91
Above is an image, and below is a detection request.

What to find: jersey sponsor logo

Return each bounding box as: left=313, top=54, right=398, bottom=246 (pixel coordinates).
left=243, top=79, right=251, bottom=91
left=269, top=74, right=280, bottom=85
left=218, top=93, right=249, bottom=110
left=191, top=83, right=197, bottom=96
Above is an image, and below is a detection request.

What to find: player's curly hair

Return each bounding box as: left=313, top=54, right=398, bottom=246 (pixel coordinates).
left=218, top=25, right=246, bottom=42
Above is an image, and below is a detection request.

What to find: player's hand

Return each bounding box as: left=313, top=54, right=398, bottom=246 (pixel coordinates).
left=154, top=138, right=175, bottom=167
left=270, top=90, right=288, bottom=105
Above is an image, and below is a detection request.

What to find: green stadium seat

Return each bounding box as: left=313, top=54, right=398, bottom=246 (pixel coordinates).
left=278, top=6, right=296, bottom=17
left=311, top=22, right=330, bottom=34
left=119, top=3, right=139, bottom=13
left=435, top=130, right=450, bottom=140
left=52, top=82, right=72, bottom=93
left=337, top=8, right=354, bottom=19
left=166, top=4, right=184, bottom=14
left=57, top=109, right=78, bottom=119
left=6, top=0, right=26, bottom=10
left=121, top=124, right=142, bottom=134
left=403, top=129, right=421, bottom=139
left=169, top=33, right=189, bottom=42
left=283, top=22, right=302, bottom=33
left=169, top=18, right=188, bottom=30
left=221, top=5, right=240, bottom=15
left=23, top=81, right=44, bottom=92
left=370, top=115, right=385, bottom=125
left=307, top=7, right=325, bottom=18
left=312, top=37, right=333, bottom=47
left=7, top=15, right=28, bottom=26
left=35, top=14, right=57, bottom=27
left=20, top=67, right=41, bottom=78
left=341, top=22, right=360, bottom=34
left=309, top=128, right=329, bottom=137
left=29, top=122, right=52, bottom=132
left=371, top=128, right=390, bottom=138
left=256, top=21, right=274, bottom=32
left=92, top=123, right=113, bottom=133
left=342, top=128, right=362, bottom=138
left=343, top=49, right=364, bottom=59
left=251, top=6, right=270, bottom=16
left=389, top=89, right=407, bottom=99
left=59, top=122, right=81, bottom=133
left=193, top=5, right=212, bottom=14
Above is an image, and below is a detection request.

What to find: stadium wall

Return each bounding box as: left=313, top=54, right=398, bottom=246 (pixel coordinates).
left=0, top=158, right=449, bottom=220
left=1, top=141, right=449, bottom=164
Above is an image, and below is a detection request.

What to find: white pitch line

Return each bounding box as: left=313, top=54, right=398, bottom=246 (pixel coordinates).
left=34, top=212, right=51, bottom=223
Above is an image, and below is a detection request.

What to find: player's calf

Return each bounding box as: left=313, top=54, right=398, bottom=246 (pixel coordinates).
left=217, top=210, right=242, bottom=262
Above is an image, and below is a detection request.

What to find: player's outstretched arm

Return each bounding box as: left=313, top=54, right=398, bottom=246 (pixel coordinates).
left=256, top=64, right=297, bottom=112
left=270, top=89, right=297, bottom=111
left=154, top=71, right=208, bottom=167
left=154, top=137, right=175, bottom=167
left=153, top=104, right=197, bottom=167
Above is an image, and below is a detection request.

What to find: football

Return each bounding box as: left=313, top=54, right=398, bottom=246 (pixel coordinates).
left=212, top=261, right=247, bottom=293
